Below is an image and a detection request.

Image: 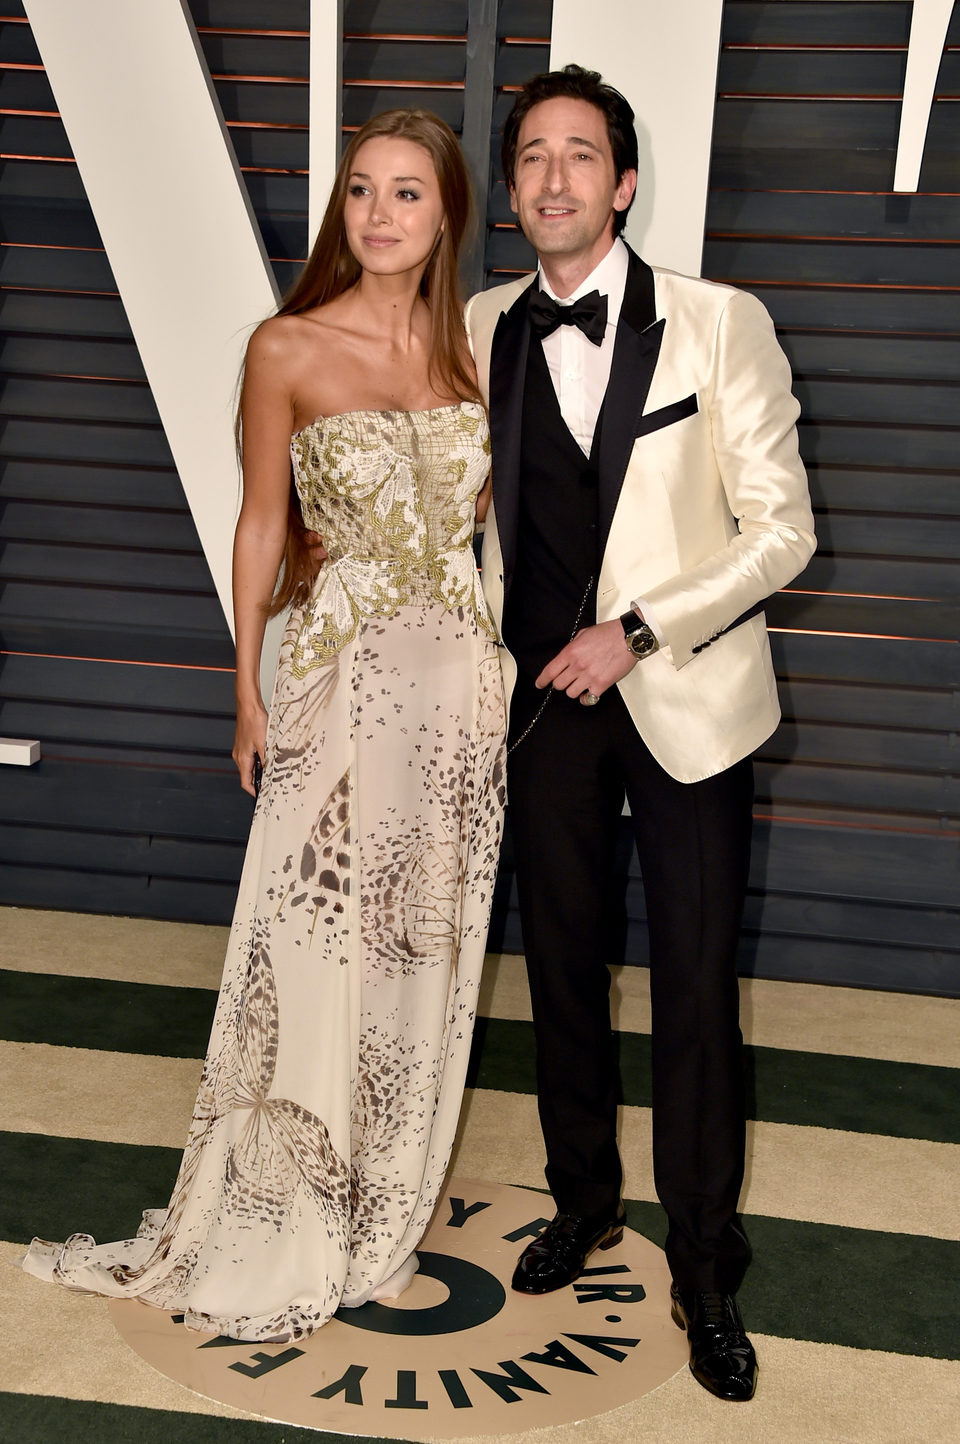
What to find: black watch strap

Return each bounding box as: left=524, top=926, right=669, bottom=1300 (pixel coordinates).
left=620, top=608, right=643, bottom=635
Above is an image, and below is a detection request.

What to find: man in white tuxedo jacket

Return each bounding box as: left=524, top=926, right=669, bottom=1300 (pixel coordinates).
left=464, top=66, right=816, bottom=1402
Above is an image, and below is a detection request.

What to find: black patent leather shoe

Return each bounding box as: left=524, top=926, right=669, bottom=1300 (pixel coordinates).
left=511, top=1208, right=626, bottom=1294
left=670, top=1284, right=758, bottom=1401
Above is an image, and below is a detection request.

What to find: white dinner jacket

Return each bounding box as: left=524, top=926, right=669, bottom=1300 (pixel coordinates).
left=464, top=248, right=816, bottom=784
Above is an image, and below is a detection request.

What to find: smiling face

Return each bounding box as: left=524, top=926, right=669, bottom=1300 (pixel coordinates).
left=508, top=96, right=636, bottom=287
left=343, top=135, right=445, bottom=279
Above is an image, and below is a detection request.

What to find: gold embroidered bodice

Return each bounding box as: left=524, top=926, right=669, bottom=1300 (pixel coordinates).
left=288, top=402, right=494, bottom=676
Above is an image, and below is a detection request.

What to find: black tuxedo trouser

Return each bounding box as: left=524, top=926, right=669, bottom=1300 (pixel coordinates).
left=506, top=674, right=754, bottom=1295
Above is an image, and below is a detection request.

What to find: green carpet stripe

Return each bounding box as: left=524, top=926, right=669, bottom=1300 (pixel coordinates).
left=4, top=1132, right=958, bottom=1361
left=0, top=1391, right=406, bottom=1444
left=0, top=971, right=216, bottom=1061
left=623, top=1200, right=959, bottom=1362
left=466, top=1016, right=960, bottom=1143
left=2, top=973, right=957, bottom=1141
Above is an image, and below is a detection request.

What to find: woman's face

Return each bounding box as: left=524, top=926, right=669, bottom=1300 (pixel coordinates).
left=343, top=136, right=445, bottom=279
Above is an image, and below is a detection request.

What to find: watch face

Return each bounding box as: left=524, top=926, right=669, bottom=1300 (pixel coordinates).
left=628, top=626, right=658, bottom=659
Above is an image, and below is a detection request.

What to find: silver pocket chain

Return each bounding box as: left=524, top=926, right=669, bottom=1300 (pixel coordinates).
left=507, top=575, right=596, bottom=755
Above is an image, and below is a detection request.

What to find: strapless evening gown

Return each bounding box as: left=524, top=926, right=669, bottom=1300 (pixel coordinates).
left=22, top=402, right=506, bottom=1342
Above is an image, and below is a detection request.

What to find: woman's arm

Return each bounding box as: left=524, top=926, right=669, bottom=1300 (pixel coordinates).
left=231, top=320, right=296, bottom=795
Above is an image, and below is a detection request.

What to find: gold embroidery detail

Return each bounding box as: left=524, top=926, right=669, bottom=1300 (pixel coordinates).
left=289, top=404, right=495, bottom=677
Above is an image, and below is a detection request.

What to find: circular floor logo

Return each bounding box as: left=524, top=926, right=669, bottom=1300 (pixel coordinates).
left=110, top=1178, right=687, bottom=1438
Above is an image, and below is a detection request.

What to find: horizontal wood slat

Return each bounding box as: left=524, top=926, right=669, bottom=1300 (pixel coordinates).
left=721, top=3, right=914, bottom=47
left=793, top=554, right=957, bottom=601
left=2, top=581, right=226, bottom=633
left=0, top=333, right=145, bottom=379
left=0, top=290, right=131, bottom=338
left=0, top=459, right=189, bottom=510
left=3, top=542, right=218, bottom=591
left=181, top=0, right=309, bottom=28
left=778, top=677, right=956, bottom=732
left=1, top=501, right=203, bottom=550
left=746, top=285, right=960, bottom=333
left=0, top=707, right=234, bottom=765
left=782, top=334, right=960, bottom=383
left=0, top=622, right=236, bottom=669
left=755, top=759, right=956, bottom=821
left=0, top=652, right=235, bottom=712
left=703, top=237, right=960, bottom=288
left=809, top=513, right=959, bottom=560
left=0, top=417, right=173, bottom=466
left=1, top=375, right=158, bottom=424
left=708, top=190, right=960, bottom=242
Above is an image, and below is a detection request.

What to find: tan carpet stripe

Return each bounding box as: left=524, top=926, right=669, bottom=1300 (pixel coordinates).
left=452, top=1089, right=960, bottom=1241
left=1, top=1237, right=957, bottom=1444
left=4, top=910, right=958, bottom=1067
left=7, top=1043, right=951, bottom=1240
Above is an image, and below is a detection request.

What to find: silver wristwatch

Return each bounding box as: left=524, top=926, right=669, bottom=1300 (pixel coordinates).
left=620, top=609, right=659, bottom=660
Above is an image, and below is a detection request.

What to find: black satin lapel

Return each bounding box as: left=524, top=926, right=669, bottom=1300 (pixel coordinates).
left=597, top=252, right=664, bottom=556
left=488, top=291, right=532, bottom=598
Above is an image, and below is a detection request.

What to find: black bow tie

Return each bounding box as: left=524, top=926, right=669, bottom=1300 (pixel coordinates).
left=528, top=288, right=608, bottom=346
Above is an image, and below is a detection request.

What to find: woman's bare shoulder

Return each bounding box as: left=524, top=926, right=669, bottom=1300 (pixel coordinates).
left=251, top=306, right=354, bottom=363
left=246, top=312, right=315, bottom=362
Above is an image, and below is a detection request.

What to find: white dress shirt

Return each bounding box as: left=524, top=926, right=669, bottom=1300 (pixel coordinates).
left=537, top=237, right=661, bottom=640
left=538, top=236, right=628, bottom=457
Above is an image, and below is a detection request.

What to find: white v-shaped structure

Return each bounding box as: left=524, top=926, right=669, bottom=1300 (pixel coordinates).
left=21, top=0, right=339, bottom=692
left=895, top=0, right=955, bottom=191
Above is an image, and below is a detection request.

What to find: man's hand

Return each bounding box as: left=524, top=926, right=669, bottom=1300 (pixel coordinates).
left=536, top=619, right=637, bottom=701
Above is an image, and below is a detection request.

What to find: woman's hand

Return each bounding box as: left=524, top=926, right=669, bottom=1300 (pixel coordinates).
left=233, top=696, right=269, bottom=797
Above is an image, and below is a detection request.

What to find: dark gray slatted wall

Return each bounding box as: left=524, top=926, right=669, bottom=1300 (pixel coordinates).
left=486, top=1, right=551, bottom=281
left=0, top=0, right=553, bottom=925
left=193, top=0, right=311, bottom=295
left=700, top=0, right=959, bottom=992
left=0, top=0, right=249, bottom=922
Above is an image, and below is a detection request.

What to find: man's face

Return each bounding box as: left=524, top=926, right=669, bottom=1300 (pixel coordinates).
left=508, top=96, right=636, bottom=272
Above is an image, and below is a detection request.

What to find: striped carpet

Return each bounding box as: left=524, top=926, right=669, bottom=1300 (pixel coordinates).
left=1, top=907, right=958, bottom=1443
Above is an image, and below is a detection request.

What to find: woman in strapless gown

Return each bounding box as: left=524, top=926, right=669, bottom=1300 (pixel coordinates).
left=21, top=110, right=506, bottom=1342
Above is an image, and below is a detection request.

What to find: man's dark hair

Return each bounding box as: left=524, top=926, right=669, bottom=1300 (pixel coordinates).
left=500, top=64, right=639, bottom=237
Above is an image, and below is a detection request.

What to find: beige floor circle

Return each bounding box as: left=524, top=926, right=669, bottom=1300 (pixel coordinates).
left=110, top=1178, right=688, bottom=1438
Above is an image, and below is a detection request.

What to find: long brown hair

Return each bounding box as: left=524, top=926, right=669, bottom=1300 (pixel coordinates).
left=256, top=109, right=480, bottom=615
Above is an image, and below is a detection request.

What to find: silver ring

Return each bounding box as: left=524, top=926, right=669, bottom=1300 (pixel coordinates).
left=580, top=691, right=600, bottom=707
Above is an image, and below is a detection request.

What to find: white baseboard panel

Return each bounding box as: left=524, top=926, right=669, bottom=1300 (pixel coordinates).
left=0, top=738, right=42, bottom=766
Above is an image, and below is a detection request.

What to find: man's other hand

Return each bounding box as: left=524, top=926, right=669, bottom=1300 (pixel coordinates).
left=304, top=530, right=327, bottom=579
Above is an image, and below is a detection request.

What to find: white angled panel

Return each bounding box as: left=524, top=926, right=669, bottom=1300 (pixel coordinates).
left=894, top=0, right=954, bottom=193
left=549, top=0, right=724, bottom=276
left=309, top=0, right=343, bottom=249
left=24, top=0, right=285, bottom=693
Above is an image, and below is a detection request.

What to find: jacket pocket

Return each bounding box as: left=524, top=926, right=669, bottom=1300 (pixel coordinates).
left=635, top=392, right=698, bottom=439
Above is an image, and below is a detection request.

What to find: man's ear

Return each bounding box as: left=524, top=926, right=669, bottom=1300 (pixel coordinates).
left=614, top=168, right=638, bottom=214
left=508, top=184, right=518, bottom=216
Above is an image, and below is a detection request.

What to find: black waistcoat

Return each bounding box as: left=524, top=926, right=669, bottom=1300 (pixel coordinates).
left=502, top=335, right=604, bottom=681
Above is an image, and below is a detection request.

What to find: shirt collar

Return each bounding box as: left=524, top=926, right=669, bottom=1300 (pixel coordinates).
left=538, top=236, right=628, bottom=330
